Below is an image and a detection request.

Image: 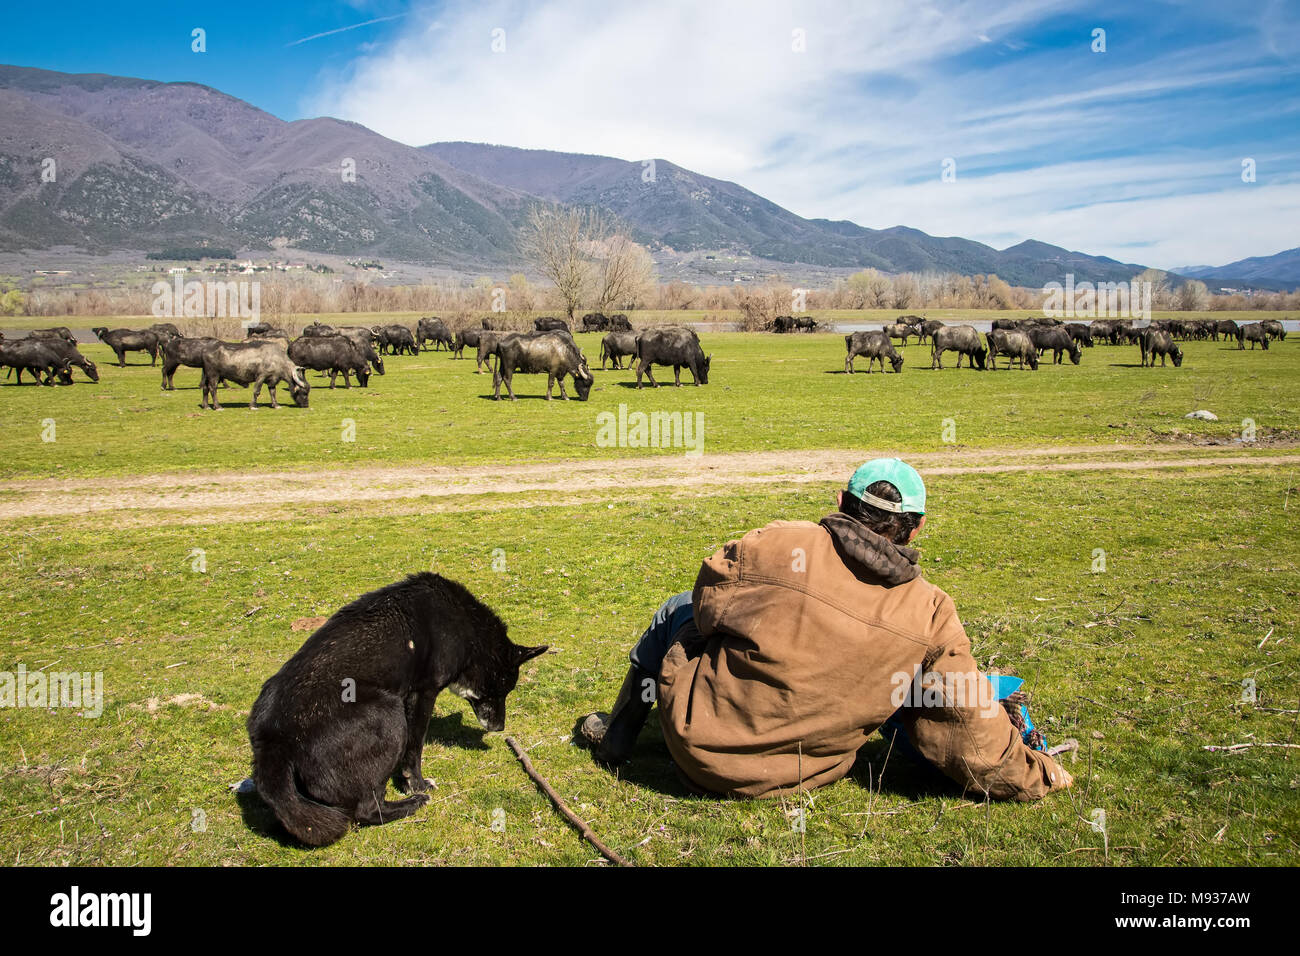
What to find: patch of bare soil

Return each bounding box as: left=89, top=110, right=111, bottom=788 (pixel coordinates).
left=1, top=443, right=1296, bottom=523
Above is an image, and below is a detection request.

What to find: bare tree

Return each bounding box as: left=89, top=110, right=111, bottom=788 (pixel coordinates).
left=520, top=205, right=607, bottom=320
left=593, top=234, right=656, bottom=312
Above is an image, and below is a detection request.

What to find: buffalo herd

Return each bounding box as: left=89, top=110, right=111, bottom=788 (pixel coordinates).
left=2, top=309, right=1288, bottom=406
left=835, top=313, right=1287, bottom=374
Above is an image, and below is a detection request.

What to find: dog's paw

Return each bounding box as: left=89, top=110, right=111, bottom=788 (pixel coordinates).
left=394, top=770, right=435, bottom=794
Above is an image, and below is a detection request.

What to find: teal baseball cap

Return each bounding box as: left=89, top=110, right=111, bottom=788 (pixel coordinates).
left=846, top=458, right=926, bottom=515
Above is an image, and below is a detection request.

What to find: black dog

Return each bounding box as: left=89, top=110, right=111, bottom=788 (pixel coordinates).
left=247, top=572, right=546, bottom=847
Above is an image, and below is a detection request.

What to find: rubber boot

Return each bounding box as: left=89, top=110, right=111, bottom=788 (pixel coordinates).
left=577, top=664, right=656, bottom=765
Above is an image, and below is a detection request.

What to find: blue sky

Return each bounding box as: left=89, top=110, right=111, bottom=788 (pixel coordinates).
left=2, top=0, right=1297, bottom=269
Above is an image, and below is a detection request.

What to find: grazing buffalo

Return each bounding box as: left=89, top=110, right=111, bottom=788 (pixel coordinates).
left=607, top=313, right=633, bottom=332
left=918, top=319, right=945, bottom=346
left=1065, top=323, right=1093, bottom=347
left=29, top=327, right=78, bottom=347
left=990, top=318, right=1021, bottom=332
left=417, top=317, right=453, bottom=352
left=475, top=331, right=504, bottom=374
left=771, top=315, right=796, bottom=333
left=201, top=341, right=310, bottom=410
left=33, top=337, right=99, bottom=383
left=634, top=327, right=711, bottom=388
left=334, top=328, right=385, bottom=375
left=884, top=322, right=914, bottom=347
left=581, top=313, right=609, bottom=333
left=986, top=330, right=1038, bottom=371
left=148, top=322, right=183, bottom=343
left=289, top=336, right=372, bottom=388
left=844, top=331, right=903, bottom=374
left=898, top=315, right=926, bottom=330
left=160, top=336, right=219, bottom=390
left=452, top=327, right=482, bottom=359
left=1215, top=320, right=1242, bottom=345
left=372, top=325, right=417, bottom=356
left=1139, top=330, right=1183, bottom=367
left=492, top=332, right=593, bottom=401
left=302, top=322, right=338, bottom=337
left=1089, top=320, right=1117, bottom=344
left=534, top=317, right=569, bottom=333
left=1240, top=323, right=1270, bottom=350
left=1, top=338, right=73, bottom=384
left=931, top=325, right=987, bottom=370
left=481, top=317, right=503, bottom=331
left=1261, top=319, right=1286, bottom=342
left=245, top=324, right=288, bottom=339
left=1028, top=326, right=1082, bottom=365
left=600, top=330, right=639, bottom=370
left=92, top=327, right=160, bottom=367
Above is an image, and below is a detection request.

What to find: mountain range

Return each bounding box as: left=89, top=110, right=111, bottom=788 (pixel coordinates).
left=0, top=63, right=1294, bottom=289
left=1174, top=248, right=1300, bottom=291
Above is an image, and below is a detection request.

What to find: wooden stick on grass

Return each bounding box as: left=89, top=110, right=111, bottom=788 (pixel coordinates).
left=504, top=736, right=633, bottom=867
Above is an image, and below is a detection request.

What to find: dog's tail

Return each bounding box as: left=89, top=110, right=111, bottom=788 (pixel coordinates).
left=253, top=744, right=351, bottom=847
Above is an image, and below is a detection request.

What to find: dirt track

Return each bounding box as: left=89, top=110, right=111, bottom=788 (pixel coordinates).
left=0, top=443, right=1295, bottom=523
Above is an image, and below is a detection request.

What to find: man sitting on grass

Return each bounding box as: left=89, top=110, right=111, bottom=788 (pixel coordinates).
left=577, top=458, right=1073, bottom=800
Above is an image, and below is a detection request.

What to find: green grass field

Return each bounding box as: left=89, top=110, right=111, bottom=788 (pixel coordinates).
left=1, top=321, right=1297, bottom=866
left=0, top=324, right=1295, bottom=480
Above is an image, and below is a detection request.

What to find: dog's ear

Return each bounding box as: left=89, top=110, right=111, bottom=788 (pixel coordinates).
left=514, top=644, right=548, bottom=664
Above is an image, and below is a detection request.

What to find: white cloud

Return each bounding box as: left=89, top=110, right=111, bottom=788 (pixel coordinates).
left=304, top=0, right=1299, bottom=268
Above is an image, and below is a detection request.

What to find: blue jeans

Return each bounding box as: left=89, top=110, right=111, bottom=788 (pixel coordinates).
left=629, top=590, right=695, bottom=675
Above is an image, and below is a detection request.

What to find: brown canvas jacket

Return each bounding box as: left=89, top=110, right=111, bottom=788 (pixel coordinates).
left=656, top=517, right=1068, bottom=800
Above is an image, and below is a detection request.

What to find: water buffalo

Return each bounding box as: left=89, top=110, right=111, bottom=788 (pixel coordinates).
left=372, top=325, right=417, bottom=356
left=492, top=332, right=593, bottom=401
left=334, top=328, right=385, bottom=374
left=475, top=331, right=504, bottom=373
left=990, top=318, right=1021, bottom=332
left=31, top=337, right=99, bottom=383
left=417, top=317, right=453, bottom=352
left=0, top=338, right=73, bottom=384
left=201, top=341, right=310, bottom=410
left=1065, top=323, right=1093, bottom=347
left=334, top=325, right=376, bottom=344
left=581, top=313, right=609, bottom=333
left=29, top=327, right=78, bottom=347
left=931, top=325, right=986, bottom=370
left=1028, top=326, right=1082, bottom=365
left=844, top=331, right=903, bottom=373
left=1089, top=320, right=1118, bottom=344
left=245, top=324, right=288, bottom=339
left=607, top=314, right=633, bottom=332
left=289, top=336, right=372, bottom=388
left=1261, top=319, right=1286, bottom=342
left=534, top=317, right=569, bottom=333
left=1215, top=320, right=1241, bottom=345
left=1139, top=329, right=1183, bottom=367
left=452, top=327, right=482, bottom=359
left=986, top=330, right=1038, bottom=371
left=160, top=336, right=219, bottom=390
left=600, top=330, right=638, bottom=370
left=481, top=317, right=504, bottom=331
left=1240, top=323, right=1270, bottom=350
left=771, top=315, right=796, bottom=333
left=918, top=319, right=945, bottom=346
left=148, top=322, right=183, bottom=343
left=301, top=322, right=338, bottom=337
left=884, top=322, right=914, bottom=347
left=634, top=327, right=711, bottom=388
left=92, top=327, right=160, bottom=367
left=898, top=315, right=925, bottom=330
